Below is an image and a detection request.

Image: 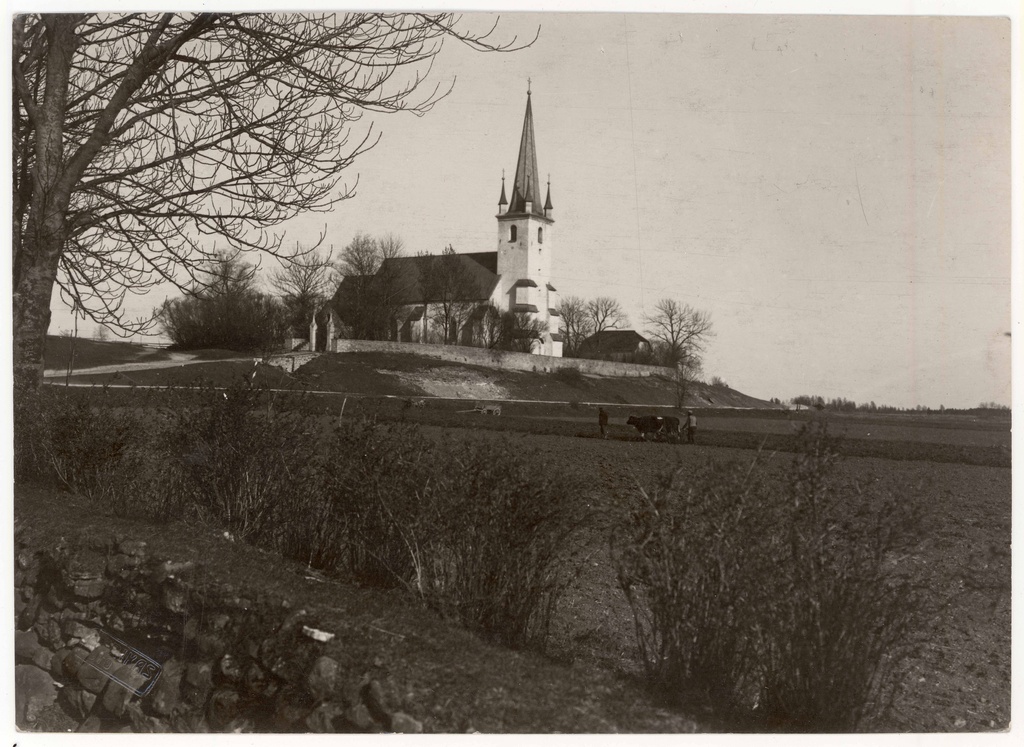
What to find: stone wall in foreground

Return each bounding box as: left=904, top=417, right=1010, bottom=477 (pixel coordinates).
left=329, top=339, right=675, bottom=379
left=13, top=529, right=421, bottom=734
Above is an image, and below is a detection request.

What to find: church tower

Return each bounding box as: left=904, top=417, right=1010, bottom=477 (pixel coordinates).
left=496, top=87, right=562, bottom=356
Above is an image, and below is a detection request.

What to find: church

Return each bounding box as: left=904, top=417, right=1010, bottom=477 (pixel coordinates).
left=313, top=88, right=563, bottom=357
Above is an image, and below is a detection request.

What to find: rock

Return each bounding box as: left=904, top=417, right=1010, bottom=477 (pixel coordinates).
left=77, top=715, right=103, bottom=732
left=266, top=654, right=303, bottom=683
left=118, top=538, right=148, bottom=556
left=242, top=662, right=270, bottom=697
left=170, top=710, right=211, bottom=733
left=197, top=632, right=226, bottom=659
left=50, top=647, right=72, bottom=681
left=162, top=583, right=189, bottom=614
left=15, top=664, right=58, bottom=726
left=126, top=701, right=170, bottom=733
left=185, top=661, right=213, bottom=688
left=152, top=559, right=195, bottom=584
left=61, top=646, right=89, bottom=680
left=304, top=702, right=346, bottom=733
left=183, top=617, right=200, bottom=641
left=78, top=645, right=117, bottom=694
left=305, top=656, right=340, bottom=702
left=211, top=614, right=232, bottom=631
left=71, top=575, right=107, bottom=599
left=101, top=663, right=148, bottom=717
left=223, top=717, right=255, bottom=733
left=65, top=553, right=108, bottom=598
left=107, top=554, right=139, bottom=577
left=218, top=653, right=243, bottom=683
left=276, top=608, right=308, bottom=634
left=274, top=686, right=315, bottom=730
left=60, top=684, right=98, bottom=719
left=183, top=661, right=213, bottom=705
left=33, top=614, right=64, bottom=649
left=207, top=687, right=242, bottom=730
left=147, top=660, right=183, bottom=717
left=390, top=712, right=424, bottom=733
left=17, top=548, right=37, bottom=570
left=45, top=582, right=66, bottom=606
left=362, top=679, right=391, bottom=724
left=341, top=703, right=377, bottom=732
left=301, top=625, right=334, bottom=643
left=14, top=593, right=27, bottom=619
left=63, top=619, right=95, bottom=641
left=15, top=630, right=52, bottom=671
left=18, top=593, right=41, bottom=630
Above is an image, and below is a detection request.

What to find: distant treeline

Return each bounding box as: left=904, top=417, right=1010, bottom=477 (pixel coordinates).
left=783, top=394, right=1010, bottom=415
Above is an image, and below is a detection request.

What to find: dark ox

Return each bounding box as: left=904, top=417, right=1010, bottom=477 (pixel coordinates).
left=627, top=415, right=680, bottom=442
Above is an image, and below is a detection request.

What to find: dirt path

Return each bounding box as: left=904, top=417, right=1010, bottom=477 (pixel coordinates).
left=42, top=353, right=253, bottom=379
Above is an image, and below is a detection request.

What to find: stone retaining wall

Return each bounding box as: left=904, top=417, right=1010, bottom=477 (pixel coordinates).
left=263, top=352, right=321, bottom=374
left=330, top=339, right=675, bottom=379
left=13, top=530, right=421, bottom=733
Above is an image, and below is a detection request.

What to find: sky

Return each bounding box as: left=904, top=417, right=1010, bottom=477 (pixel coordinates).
left=40, top=3, right=1015, bottom=409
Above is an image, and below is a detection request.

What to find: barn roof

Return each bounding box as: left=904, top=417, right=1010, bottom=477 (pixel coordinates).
left=578, top=329, right=651, bottom=356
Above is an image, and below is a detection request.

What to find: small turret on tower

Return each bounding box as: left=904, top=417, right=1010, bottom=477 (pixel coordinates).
left=544, top=176, right=553, bottom=218
left=498, top=171, right=508, bottom=214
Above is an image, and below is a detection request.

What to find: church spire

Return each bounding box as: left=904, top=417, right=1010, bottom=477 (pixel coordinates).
left=508, top=87, right=545, bottom=217
left=498, top=170, right=508, bottom=210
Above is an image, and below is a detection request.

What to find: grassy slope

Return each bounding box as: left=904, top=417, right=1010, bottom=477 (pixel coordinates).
left=44, top=335, right=174, bottom=370
left=64, top=348, right=777, bottom=409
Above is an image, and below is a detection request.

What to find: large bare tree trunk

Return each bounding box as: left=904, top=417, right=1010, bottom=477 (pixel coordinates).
left=13, top=16, right=76, bottom=394
left=13, top=235, right=63, bottom=394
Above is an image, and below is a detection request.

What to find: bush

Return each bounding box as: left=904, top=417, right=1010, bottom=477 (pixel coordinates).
left=154, top=379, right=328, bottom=541
left=613, top=423, right=930, bottom=730
left=13, top=386, right=147, bottom=501
left=613, top=458, right=771, bottom=714
left=16, top=381, right=587, bottom=651
left=319, top=428, right=586, bottom=648
left=553, top=366, right=584, bottom=386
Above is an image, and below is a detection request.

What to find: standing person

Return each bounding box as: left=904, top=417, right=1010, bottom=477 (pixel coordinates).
left=686, top=410, right=697, bottom=444
left=598, top=407, right=609, bottom=439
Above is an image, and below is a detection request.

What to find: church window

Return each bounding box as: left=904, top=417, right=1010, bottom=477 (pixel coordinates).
left=509, top=225, right=517, bottom=242
left=538, top=227, right=544, bottom=244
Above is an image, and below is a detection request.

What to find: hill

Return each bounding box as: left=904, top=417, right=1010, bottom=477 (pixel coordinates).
left=43, top=335, right=175, bottom=372
left=293, top=351, right=775, bottom=408
left=56, top=346, right=777, bottom=409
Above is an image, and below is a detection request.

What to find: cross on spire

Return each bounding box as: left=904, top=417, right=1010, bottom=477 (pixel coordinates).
left=527, top=77, right=531, bottom=94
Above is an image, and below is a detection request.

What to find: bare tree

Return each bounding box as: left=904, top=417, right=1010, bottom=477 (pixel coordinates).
left=478, top=304, right=504, bottom=349
left=497, top=310, right=546, bottom=353
left=337, top=233, right=381, bottom=279
left=269, top=246, right=334, bottom=335
left=12, top=12, right=533, bottom=391
left=586, top=297, right=628, bottom=337
left=643, top=298, right=713, bottom=409
left=556, top=295, right=593, bottom=358
left=335, top=232, right=406, bottom=340
left=671, top=349, right=704, bottom=410
left=419, top=246, right=479, bottom=345
left=643, top=298, right=714, bottom=368
left=582, top=296, right=628, bottom=356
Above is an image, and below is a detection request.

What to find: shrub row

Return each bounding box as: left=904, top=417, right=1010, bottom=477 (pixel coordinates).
left=612, top=423, right=934, bottom=731
left=14, top=382, right=587, bottom=651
